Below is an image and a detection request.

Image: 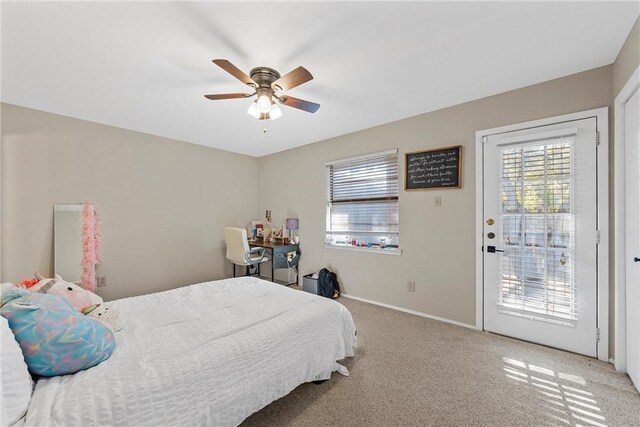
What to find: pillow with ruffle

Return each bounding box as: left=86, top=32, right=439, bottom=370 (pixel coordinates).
left=0, top=292, right=115, bottom=377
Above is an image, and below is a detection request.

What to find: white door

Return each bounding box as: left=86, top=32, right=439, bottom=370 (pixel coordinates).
left=624, top=88, right=640, bottom=389
left=483, top=118, right=599, bottom=357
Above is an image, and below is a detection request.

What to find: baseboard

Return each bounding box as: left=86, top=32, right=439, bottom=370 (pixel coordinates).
left=340, top=293, right=476, bottom=330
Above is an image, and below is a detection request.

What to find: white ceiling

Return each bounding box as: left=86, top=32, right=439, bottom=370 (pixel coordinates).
left=2, top=1, right=638, bottom=157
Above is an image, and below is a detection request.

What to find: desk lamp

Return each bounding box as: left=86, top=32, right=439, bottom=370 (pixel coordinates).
left=286, top=218, right=299, bottom=244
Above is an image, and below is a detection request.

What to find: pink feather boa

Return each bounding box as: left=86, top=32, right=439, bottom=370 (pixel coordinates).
left=81, top=202, right=102, bottom=292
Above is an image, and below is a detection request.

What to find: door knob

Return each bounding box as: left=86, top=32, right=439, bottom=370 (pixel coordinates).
left=634, top=257, right=640, bottom=263
left=486, top=246, right=504, bottom=253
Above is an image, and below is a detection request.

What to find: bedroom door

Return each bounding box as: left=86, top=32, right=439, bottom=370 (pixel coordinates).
left=624, top=87, right=640, bottom=389
left=482, top=118, right=599, bottom=357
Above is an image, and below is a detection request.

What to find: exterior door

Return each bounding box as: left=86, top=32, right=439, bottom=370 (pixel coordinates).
left=624, top=88, right=640, bottom=389
left=482, top=118, right=599, bottom=357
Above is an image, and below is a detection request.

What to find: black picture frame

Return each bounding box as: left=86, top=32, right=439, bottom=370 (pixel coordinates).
left=404, top=145, right=462, bottom=190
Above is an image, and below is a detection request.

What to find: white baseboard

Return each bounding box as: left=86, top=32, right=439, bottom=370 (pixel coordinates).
left=340, top=293, right=476, bottom=330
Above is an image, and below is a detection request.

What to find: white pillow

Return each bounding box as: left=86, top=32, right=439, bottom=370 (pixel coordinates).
left=0, top=316, right=34, bottom=426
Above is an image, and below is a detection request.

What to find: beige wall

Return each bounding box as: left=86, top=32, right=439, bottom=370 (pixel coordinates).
left=1, top=18, right=635, bottom=355
left=613, top=17, right=639, bottom=98
left=1, top=104, right=258, bottom=300
left=258, top=65, right=613, bottom=327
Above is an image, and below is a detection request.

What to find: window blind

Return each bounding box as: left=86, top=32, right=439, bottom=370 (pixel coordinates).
left=326, top=150, right=399, bottom=246
left=497, top=138, right=577, bottom=322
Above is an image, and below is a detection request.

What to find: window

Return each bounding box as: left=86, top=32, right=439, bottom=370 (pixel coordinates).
left=326, top=149, right=399, bottom=248
left=498, top=139, right=576, bottom=321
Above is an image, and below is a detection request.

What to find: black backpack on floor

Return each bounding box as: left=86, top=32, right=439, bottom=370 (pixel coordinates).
left=317, top=268, right=340, bottom=299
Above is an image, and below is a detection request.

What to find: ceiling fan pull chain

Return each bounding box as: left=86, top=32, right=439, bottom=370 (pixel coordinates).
left=263, top=117, right=268, bottom=134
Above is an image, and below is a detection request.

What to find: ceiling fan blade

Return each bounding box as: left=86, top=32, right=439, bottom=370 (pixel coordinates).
left=204, top=93, right=252, bottom=100
left=212, top=59, right=256, bottom=87
left=272, top=66, right=313, bottom=92
left=279, top=96, right=320, bottom=113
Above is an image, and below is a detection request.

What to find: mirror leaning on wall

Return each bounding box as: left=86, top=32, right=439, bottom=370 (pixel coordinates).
left=53, top=202, right=102, bottom=290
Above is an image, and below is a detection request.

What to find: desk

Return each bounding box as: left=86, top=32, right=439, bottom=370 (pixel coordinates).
left=249, top=239, right=300, bottom=285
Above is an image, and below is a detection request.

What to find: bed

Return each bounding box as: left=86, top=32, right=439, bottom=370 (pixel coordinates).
left=20, top=276, right=357, bottom=426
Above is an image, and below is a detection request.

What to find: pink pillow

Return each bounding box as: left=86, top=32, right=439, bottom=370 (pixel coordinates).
left=30, top=275, right=102, bottom=311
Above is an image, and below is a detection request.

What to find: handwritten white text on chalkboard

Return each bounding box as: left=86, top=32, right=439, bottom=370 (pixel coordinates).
left=405, top=146, right=461, bottom=190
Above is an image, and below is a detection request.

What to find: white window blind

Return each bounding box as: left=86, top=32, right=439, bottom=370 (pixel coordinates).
left=326, top=150, right=399, bottom=246
left=497, top=138, right=576, bottom=322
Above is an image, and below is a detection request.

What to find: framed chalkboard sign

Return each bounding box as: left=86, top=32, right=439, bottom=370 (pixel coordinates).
left=405, top=145, right=462, bottom=190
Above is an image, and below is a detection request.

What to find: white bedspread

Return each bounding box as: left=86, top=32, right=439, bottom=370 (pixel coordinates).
left=24, top=277, right=357, bottom=427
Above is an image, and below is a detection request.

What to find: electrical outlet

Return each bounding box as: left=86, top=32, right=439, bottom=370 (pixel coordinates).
left=407, top=280, right=416, bottom=293
left=97, top=276, right=107, bottom=287
left=434, top=196, right=442, bottom=207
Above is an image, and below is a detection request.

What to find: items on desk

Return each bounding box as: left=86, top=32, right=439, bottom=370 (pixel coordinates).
left=263, top=226, right=273, bottom=241
left=286, top=218, right=299, bottom=244
left=262, top=210, right=275, bottom=242
left=250, top=220, right=262, bottom=239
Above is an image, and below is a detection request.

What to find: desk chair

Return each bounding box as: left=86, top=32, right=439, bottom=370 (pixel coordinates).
left=224, top=227, right=270, bottom=277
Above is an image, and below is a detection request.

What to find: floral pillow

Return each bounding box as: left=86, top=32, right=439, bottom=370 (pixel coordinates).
left=0, top=291, right=115, bottom=377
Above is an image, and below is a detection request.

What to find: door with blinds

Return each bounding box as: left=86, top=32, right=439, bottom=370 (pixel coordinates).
left=482, top=118, right=599, bottom=357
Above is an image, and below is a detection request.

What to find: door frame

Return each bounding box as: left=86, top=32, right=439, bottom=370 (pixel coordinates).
left=474, top=107, right=609, bottom=362
left=614, top=65, right=640, bottom=372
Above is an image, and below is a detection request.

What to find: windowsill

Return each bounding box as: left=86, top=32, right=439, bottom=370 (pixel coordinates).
left=324, top=244, right=402, bottom=256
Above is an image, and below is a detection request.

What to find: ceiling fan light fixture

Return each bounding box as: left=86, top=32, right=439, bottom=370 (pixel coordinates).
left=247, top=102, right=261, bottom=119
left=269, top=103, right=283, bottom=120
left=248, top=101, right=282, bottom=121
left=256, top=94, right=272, bottom=113
left=207, top=59, right=319, bottom=127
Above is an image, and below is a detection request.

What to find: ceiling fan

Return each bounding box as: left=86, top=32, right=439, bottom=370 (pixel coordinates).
left=204, top=59, right=320, bottom=121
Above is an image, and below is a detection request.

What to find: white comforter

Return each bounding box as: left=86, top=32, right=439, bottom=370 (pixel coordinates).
left=24, top=277, right=357, bottom=427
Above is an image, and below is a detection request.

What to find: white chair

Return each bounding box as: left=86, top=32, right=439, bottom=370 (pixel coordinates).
left=224, top=227, right=270, bottom=277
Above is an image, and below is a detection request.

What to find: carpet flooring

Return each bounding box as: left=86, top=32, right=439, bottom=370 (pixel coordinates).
left=243, top=295, right=639, bottom=427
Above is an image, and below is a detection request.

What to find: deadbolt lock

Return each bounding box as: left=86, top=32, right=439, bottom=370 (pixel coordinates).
left=486, top=218, right=495, bottom=225
left=487, top=232, right=495, bottom=239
